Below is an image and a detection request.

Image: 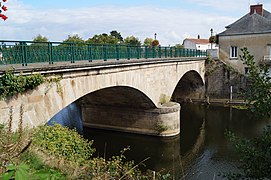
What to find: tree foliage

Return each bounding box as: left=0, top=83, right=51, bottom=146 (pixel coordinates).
left=152, top=39, right=159, bottom=47
left=86, top=33, right=119, bottom=44
left=124, top=36, right=141, bottom=46
left=143, top=37, right=154, bottom=46
left=110, top=30, right=123, bottom=43
left=224, top=127, right=271, bottom=179
left=33, top=34, right=48, bottom=42
left=63, top=34, right=84, bottom=44
left=222, top=48, right=271, bottom=179
left=241, top=47, right=271, bottom=118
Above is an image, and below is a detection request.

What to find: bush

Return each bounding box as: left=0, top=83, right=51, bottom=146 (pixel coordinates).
left=32, top=124, right=95, bottom=164
left=0, top=71, right=44, bottom=99
left=223, top=126, right=271, bottom=179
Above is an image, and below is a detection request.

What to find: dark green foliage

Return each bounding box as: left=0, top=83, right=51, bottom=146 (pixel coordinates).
left=224, top=127, right=271, bottom=179
left=32, top=124, right=95, bottom=164
left=240, top=47, right=271, bottom=118
left=86, top=33, right=119, bottom=44
left=110, top=30, right=123, bottom=42
left=62, top=34, right=85, bottom=44
left=0, top=71, right=44, bottom=99
left=124, top=35, right=141, bottom=46
left=1, top=163, right=29, bottom=180
left=33, top=34, right=49, bottom=43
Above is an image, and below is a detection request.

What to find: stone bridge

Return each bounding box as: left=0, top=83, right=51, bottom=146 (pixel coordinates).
left=0, top=58, right=205, bottom=136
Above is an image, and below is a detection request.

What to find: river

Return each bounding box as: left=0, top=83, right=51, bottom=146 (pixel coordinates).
left=83, top=103, right=271, bottom=179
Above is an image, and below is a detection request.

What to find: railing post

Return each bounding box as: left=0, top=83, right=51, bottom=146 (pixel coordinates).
left=103, top=44, right=107, bottom=61
left=158, top=46, right=162, bottom=58
left=152, top=47, right=155, bottom=58
left=127, top=45, right=131, bottom=60
left=137, top=46, right=140, bottom=59
left=145, top=46, right=148, bottom=59
left=20, top=42, right=27, bottom=66
left=70, top=44, right=75, bottom=63
left=170, top=47, right=173, bottom=58
left=48, top=42, right=54, bottom=64
left=88, top=44, right=92, bottom=62
left=174, top=47, right=177, bottom=57
left=116, top=44, right=120, bottom=60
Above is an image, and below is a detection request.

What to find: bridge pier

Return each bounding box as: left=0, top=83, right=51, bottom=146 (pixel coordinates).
left=81, top=103, right=180, bottom=137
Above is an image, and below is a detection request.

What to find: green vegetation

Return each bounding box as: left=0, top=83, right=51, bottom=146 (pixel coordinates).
left=62, top=34, right=85, bottom=44
left=223, top=48, right=271, bottom=179
left=0, top=71, right=44, bottom=99
left=32, top=124, right=95, bottom=164
left=32, top=34, right=49, bottom=43
left=155, top=122, right=169, bottom=133
left=223, top=128, right=271, bottom=179
left=0, top=107, right=171, bottom=179
left=143, top=37, right=154, bottom=46
left=124, top=35, right=141, bottom=46
left=240, top=47, right=271, bottom=118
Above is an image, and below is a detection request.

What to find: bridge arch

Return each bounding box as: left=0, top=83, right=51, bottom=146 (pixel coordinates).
left=79, top=86, right=156, bottom=109
left=172, top=70, right=205, bottom=101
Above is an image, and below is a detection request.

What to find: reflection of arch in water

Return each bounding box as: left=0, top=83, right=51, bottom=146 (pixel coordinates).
left=179, top=119, right=206, bottom=171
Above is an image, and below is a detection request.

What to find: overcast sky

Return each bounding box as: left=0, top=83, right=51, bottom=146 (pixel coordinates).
left=1, top=0, right=271, bottom=45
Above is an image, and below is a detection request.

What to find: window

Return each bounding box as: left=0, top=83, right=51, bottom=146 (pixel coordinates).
left=230, top=46, right=238, bottom=59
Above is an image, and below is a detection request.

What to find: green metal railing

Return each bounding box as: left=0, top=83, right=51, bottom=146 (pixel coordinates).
left=0, top=40, right=207, bottom=66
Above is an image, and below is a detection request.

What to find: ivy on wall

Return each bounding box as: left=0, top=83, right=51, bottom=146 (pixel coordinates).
left=0, top=71, right=44, bottom=99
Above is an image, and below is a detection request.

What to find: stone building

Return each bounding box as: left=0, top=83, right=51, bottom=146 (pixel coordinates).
left=218, top=4, right=271, bottom=73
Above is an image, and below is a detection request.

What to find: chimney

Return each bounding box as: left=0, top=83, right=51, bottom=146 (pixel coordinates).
left=250, top=4, right=263, bottom=16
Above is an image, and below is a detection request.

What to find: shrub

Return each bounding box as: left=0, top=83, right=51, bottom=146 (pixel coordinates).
left=223, top=126, right=271, bottom=179
left=32, top=124, right=95, bottom=164
left=0, top=71, right=44, bottom=99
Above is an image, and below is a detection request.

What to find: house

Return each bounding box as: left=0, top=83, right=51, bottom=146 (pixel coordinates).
left=183, top=35, right=216, bottom=51
left=218, top=4, right=271, bottom=73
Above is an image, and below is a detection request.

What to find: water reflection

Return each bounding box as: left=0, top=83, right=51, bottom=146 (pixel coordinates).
left=83, top=103, right=271, bottom=179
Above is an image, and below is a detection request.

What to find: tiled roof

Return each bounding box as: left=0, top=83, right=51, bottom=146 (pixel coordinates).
left=219, top=9, right=271, bottom=36
left=185, top=38, right=210, bottom=44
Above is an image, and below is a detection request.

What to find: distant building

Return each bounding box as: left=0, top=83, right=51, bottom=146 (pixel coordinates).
left=218, top=4, right=271, bottom=73
left=183, top=35, right=217, bottom=51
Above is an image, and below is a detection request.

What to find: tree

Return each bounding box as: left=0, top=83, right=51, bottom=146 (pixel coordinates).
left=33, top=34, right=48, bottom=42
left=152, top=40, right=159, bottom=47
left=143, top=37, right=154, bottom=46
left=223, top=48, right=271, bottom=179
left=86, top=33, right=119, bottom=44
left=110, top=30, right=123, bottom=43
left=123, top=36, right=141, bottom=46
left=225, top=127, right=271, bottom=179
left=241, top=47, right=271, bottom=118
left=63, top=34, right=84, bottom=44
left=32, top=34, right=49, bottom=47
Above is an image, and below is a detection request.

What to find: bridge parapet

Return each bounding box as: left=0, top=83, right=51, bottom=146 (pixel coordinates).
left=0, top=40, right=207, bottom=66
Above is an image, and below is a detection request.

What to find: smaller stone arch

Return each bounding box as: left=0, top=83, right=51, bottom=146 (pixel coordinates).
left=172, top=70, right=205, bottom=102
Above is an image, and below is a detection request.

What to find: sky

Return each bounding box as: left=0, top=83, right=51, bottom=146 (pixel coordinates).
left=1, top=0, right=271, bottom=45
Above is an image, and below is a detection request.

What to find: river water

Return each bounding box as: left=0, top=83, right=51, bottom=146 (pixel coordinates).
left=83, top=103, right=271, bottom=179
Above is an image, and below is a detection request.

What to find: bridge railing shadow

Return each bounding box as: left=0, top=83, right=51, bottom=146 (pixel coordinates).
left=0, top=40, right=207, bottom=66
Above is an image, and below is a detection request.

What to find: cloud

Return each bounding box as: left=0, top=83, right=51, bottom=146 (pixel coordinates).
left=0, top=0, right=239, bottom=45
